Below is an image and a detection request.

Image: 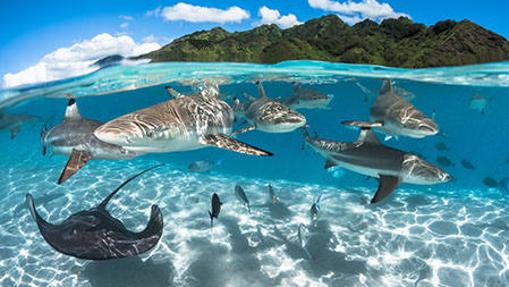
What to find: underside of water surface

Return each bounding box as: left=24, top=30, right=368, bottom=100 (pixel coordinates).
left=1, top=61, right=509, bottom=287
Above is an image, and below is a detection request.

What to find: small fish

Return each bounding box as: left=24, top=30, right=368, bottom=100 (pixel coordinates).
left=267, top=184, right=279, bottom=204
left=188, top=160, right=221, bottom=172
left=483, top=177, right=499, bottom=188
left=436, top=156, right=454, bottom=167
left=460, top=160, right=476, bottom=170
left=434, top=142, right=450, bottom=152
left=234, top=184, right=250, bottom=213
left=209, top=193, right=223, bottom=228
left=309, top=194, right=322, bottom=221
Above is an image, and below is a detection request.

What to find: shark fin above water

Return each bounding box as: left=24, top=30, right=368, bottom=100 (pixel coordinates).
left=371, top=175, right=401, bottom=204
left=164, top=86, right=185, bottom=99
left=201, top=134, right=273, bottom=156
left=57, top=149, right=93, bottom=184
left=64, top=98, right=82, bottom=120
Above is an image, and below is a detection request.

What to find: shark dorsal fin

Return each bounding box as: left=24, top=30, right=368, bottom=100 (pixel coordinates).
left=380, top=80, right=393, bottom=95
left=64, top=98, right=81, bottom=119
left=164, top=86, right=185, bottom=98
left=97, top=164, right=164, bottom=210
left=256, top=81, right=268, bottom=99
left=357, top=128, right=380, bottom=144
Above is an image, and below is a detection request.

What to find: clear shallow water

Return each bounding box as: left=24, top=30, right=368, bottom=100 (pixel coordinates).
left=1, top=61, right=509, bottom=287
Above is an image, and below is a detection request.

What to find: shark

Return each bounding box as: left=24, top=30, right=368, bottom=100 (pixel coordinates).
left=26, top=164, right=164, bottom=260
left=41, top=98, right=140, bottom=184
left=303, top=125, right=451, bottom=203
left=232, top=81, right=306, bottom=134
left=352, top=80, right=438, bottom=140
left=94, top=84, right=272, bottom=156
left=0, top=111, right=40, bottom=139
left=282, top=84, right=333, bottom=110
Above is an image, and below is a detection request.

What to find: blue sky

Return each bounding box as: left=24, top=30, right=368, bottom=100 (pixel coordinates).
left=1, top=0, right=507, bottom=87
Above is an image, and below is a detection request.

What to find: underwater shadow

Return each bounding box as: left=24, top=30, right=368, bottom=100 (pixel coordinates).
left=182, top=215, right=273, bottom=287
left=82, top=255, right=175, bottom=287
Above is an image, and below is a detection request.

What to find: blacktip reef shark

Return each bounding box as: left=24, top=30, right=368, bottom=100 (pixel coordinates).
left=347, top=80, right=438, bottom=140
left=0, top=111, right=40, bottom=139
left=282, top=84, right=333, bottom=110
left=94, top=84, right=272, bottom=156
left=41, top=98, right=140, bottom=184
left=303, top=123, right=451, bottom=203
left=232, top=81, right=306, bottom=133
left=26, top=164, right=164, bottom=260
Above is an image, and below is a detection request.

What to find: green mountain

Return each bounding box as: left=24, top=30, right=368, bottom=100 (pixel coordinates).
left=140, top=15, right=509, bottom=68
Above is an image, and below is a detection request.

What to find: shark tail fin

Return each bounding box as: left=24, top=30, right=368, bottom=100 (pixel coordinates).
left=64, top=97, right=81, bottom=119
left=57, top=149, right=93, bottom=184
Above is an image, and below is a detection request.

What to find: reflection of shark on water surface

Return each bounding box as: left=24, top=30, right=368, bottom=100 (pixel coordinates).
left=303, top=125, right=451, bottom=203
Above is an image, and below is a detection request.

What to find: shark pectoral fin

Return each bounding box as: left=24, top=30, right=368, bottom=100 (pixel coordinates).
left=324, top=159, right=337, bottom=169
left=231, top=124, right=256, bottom=136
left=371, top=175, right=401, bottom=204
left=201, top=134, right=273, bottom=156
left=10, top=126, right=20, bottom=139
left=57, top=149, right=92, bottom=184
left=164, top=86, right=184, bottom=98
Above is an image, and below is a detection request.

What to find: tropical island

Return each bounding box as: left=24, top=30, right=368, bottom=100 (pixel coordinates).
left=138, top=14, right=509, bottom=68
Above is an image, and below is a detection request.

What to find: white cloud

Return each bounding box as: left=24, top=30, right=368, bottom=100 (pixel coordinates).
left=308, top=0, right=409, bottom=25
left=160, top=2, right=249, bottom=24
left=257, top=6, right=302, bottom=29
left=3, top=33, right=161, bottom=88
left=120, top=22, right=129, bottom=29
left=119, top=15, right=133, bottom=21
left=338, top=14, right=364, bottom=25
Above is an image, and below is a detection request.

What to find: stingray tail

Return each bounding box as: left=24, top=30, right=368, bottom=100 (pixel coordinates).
left=98, top=164, right=164, bottom=209
left=209, top=211, right=214, bottom=229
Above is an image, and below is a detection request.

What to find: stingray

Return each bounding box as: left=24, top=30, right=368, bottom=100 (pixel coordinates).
left=26, top=164, right=164, bottom=260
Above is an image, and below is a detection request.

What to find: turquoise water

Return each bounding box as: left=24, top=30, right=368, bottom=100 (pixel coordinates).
left=1, top=61, right=509, bottom=286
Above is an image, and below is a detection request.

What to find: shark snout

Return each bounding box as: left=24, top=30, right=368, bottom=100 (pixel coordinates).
left=418, top=120, right=439, bottom=136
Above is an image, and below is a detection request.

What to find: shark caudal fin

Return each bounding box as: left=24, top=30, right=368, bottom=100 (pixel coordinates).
left=201, top=134, right=273, bottom=156
left=371, top=175, right=401, bottom=204
left=57, top=149, right=92, bottom=184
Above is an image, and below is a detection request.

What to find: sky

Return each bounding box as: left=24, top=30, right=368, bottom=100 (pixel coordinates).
left=0, top=0, right=507, bottom=88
